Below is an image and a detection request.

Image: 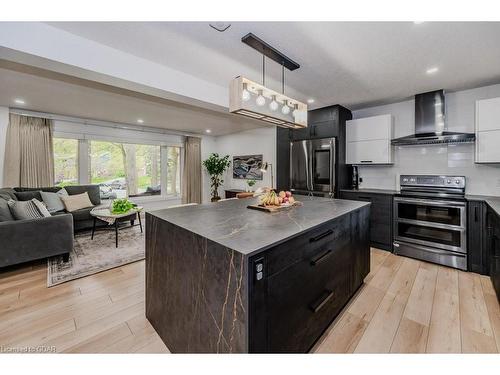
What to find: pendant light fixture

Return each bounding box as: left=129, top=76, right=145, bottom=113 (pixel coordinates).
left=269, top=95, right=279, bottom=111
left=229, top=33, right=308, bottom=129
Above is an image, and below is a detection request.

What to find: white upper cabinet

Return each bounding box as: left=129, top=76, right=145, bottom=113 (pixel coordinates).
left=346, top=114, right=394, bottom=165
left=475, top=97, right=500, bottom=163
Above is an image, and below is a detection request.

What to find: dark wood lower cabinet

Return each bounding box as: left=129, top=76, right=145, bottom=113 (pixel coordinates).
left=486, top=207, right=500, bottom=300
left=340, top=190, right=393, bottom=251
left=468, top=201, right=489, bottom=275
left=248, top=208, right=370, bottom=353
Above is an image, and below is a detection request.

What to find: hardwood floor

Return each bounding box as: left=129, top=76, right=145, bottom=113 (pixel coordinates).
left=0, top=248, right=498, bottom=353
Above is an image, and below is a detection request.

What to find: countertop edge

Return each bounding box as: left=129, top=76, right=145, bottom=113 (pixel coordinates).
left=147, top=201, right=371, bottom=257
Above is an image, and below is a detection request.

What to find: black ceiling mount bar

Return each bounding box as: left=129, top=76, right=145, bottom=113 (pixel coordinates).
left=242, top=33, right=300, bottom=71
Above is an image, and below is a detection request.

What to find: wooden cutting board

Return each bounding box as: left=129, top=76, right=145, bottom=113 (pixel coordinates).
left=247, top=201, right=301, bottom=212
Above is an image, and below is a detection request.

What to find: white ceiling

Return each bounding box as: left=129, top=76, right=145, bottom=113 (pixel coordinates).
left=47, top=22, right=500, bottom=109
left=0, top=62, right=266, bottom=136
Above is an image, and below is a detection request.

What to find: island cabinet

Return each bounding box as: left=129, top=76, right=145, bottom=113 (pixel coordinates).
left=145, top=197, right=370, bottom=353
left=248, top=208, right=369, bottom=353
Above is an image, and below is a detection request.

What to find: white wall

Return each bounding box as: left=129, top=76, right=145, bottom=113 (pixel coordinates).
left=0, top=106, right=9, bottom=187
left=213, top=127, right=277, bottom=194
left=353, top=83, right=500, bottom=196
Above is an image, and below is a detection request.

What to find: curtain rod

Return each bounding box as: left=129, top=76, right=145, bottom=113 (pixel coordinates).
left=8, top=108, right=204, bottom=138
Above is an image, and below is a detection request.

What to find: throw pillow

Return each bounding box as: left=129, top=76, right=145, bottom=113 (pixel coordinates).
left=41, top=188, right=69, bottom=213
left=32, top=199, right=52, bottom=217
left=7, top=199, right=45, bottom=220
left=14, top=190, right=43, bottom=202
left=60, top=192, right=94, bottom=212
left=0, top=198, right=15, bottom=222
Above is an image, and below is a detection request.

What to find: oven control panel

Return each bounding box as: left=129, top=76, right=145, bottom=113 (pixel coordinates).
left=400, top=175, right=465, bottom=188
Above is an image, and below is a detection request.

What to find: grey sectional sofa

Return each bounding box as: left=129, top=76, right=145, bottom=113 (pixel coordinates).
left=0, top=185, right=103, bottom=268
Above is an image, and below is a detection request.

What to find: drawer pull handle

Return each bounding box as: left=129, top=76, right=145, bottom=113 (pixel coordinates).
left=310, top=249, right=333, bottom=266
left=358, top=196, right=372, bottom=200
left=310, top=290, right=334, bottom=313
left=360, top=160, right=373, bottom=163
left=310, top=229, right=333, bottom=243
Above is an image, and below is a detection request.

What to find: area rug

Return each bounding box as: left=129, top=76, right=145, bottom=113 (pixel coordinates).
left=47, top=225, right=145, bottom=287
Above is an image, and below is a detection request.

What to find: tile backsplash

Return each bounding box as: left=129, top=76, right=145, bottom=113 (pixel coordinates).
left=358, top=143, right=500, bottom=196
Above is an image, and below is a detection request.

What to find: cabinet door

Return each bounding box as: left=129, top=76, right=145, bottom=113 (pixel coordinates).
left=310, top=120, right=338, bottom=139
left=490, top=211, right=500, bottom=299
left=346, top=114, right=392, bottom=143
left=290, top=126, right=310, bottom=141
left=476, top=97, right=500, bottom=132
left=346, top=139, right=392, bottom=164
left=476, top=130, right=500, bottom=163
left=468, top=201, right=488, bottom=274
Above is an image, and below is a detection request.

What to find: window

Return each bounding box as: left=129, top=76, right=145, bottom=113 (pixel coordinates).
left=90, top=141, right=162, bottom=198
left=53, top=138, right=79, bottom=187
left=53, top=134, right=181, bottom=200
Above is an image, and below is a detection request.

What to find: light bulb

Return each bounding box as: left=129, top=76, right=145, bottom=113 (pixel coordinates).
left=241, top=83, right=251, bottom=102
left=256, top=90, right=266, bottom=106
left=292, top=104, right=299, bottom=118
left=269, top=96, right=278, bottom=111
left=281, top=101, right=290, bottom=115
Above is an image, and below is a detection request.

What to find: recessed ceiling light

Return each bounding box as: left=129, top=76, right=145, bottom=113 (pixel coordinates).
left=14, top=98, right=25, bottom=105
left=413, top=21, right=425, bottom=25
left=205, top=129, right=212, bottom=134
left=137, top=119, right=144, bottom=124
left=426, top=67, right=439, bottom=74
left=307, top=99, right=315, bottom=104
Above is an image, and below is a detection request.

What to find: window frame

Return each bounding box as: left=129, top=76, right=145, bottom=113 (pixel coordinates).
left=53, top=133, right=183, bottom=200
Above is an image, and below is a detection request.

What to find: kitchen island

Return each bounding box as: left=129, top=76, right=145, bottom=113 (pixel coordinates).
left=145, top=196, right=370, bottom=353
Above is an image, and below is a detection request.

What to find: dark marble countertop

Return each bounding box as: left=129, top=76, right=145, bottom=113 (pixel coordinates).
left=465, top=194, right=500, bottom=216
left=148, top=196, right=370, bottom=256
left=340, top=188, right=399, bottom=195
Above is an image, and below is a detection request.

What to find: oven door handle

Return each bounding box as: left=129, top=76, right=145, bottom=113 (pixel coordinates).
left=394, top=196, right=466, bottom=207
left=395, top=217, right=466, bottom=231
left=394, top=241, right=467, bottom=257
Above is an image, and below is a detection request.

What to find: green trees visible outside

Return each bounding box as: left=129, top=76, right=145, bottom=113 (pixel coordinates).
left=54, top=138, right=180, bottom=197
left=90, top=141, right=161, bottom=196
left=53, top=138, right=79, bottom=187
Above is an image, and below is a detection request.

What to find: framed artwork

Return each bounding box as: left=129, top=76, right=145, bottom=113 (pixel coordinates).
left=232, top=154, right=263, bottom=180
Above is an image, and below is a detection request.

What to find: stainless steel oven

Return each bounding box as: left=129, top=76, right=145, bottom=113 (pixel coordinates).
left=393, top=175, right=467, bottom=270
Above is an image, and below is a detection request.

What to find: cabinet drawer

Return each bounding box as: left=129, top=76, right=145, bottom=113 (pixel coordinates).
left=266, top=240, right=351, bottom=352
left=266, top=215, right=351, bottom=276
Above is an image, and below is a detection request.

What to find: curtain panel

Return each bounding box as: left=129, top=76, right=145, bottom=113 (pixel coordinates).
left=3, top=114, right=54, bottom=188
left=181, top=136, right=202, bottom=204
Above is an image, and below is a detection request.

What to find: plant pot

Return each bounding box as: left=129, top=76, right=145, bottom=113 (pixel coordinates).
left=211, top=196, right=221, bottom=202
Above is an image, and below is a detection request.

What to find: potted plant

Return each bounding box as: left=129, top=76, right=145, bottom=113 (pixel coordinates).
left=203, top=153, right=231, bottom=202
left=246, top=179, right=256, bottom=192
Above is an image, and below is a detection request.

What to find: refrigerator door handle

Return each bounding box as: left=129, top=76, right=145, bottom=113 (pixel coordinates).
left=307, top=140, right=313, bottom=192
left=329, top=138, right=336, bottom=196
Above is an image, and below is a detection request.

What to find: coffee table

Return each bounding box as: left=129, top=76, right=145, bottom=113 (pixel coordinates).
left=90, top=206, right=143, bottom=247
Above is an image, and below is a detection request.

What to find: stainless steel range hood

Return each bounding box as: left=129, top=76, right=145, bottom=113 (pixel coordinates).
left=391, top=90, right=475, bottom=146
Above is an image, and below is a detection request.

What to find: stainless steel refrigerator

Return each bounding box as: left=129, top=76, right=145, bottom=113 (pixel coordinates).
left=290, top=137, right=336, bottom=196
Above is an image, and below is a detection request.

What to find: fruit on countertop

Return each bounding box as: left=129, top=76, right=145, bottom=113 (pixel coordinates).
left=259, top=190, right=296, bottom=207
